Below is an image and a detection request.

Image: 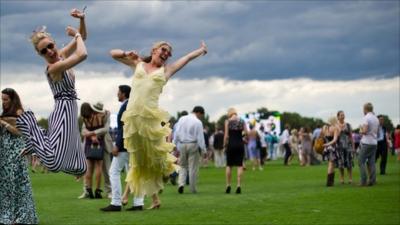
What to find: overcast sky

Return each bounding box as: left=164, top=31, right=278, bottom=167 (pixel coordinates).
left=1, top=1, right=399, bottom=127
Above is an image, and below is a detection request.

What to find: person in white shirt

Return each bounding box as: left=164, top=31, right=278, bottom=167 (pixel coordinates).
left=281, top=124, right=292, bottom=165
left=174, top=106, right=206, bottom=194
left=358, top=102, right=379, bottom=186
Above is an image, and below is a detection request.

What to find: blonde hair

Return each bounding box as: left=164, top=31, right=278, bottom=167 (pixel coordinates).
left=142, top=41, right=173, bottom=63
left=30, top=31, right=52, bottom=51
left=227, top=108, right=237, bottom=118
left=327, top=116, right=338, bottom=125
left=152, top=41, right=172, bottom=52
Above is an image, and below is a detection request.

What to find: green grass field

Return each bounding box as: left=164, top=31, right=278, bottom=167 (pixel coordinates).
left=30, top=156, right=400, bottom=225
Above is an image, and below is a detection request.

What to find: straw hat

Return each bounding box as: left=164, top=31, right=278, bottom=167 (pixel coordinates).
left=90, top=102, right=105, bottom=113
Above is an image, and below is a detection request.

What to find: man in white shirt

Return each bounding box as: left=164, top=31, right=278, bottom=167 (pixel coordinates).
left=281, top=124, right=291, bottom=165
left=173, top=106, right=206, bottom=194
left=358, top=102, right=379, bottom=186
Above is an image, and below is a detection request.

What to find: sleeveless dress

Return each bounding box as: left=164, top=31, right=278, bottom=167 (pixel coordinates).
left=122, top=62, right=178, bottom=196
left=226, top=119, right=245, bottom=166
left=16, top=70, right=87, bottom=175
left=323, top=136, right=339, bottom=165
left=0, top=125, right=38, bottom=225
left=337, top=123, right=353, bottom=169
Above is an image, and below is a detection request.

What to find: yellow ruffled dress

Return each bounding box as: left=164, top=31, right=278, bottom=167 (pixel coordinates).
left=122, top=62, right=178, bottom=197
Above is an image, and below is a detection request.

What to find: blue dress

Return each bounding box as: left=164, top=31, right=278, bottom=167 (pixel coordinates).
left=0, top=125, right=38, bottom=225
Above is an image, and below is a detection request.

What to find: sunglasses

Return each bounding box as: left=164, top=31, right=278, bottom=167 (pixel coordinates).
left=39, top=43, right=55, bottom=55
left=161, top=47, right=172, bottom=57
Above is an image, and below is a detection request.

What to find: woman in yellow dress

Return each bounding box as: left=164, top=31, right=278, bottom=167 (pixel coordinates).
left=110, top=40, right=207, bottom=209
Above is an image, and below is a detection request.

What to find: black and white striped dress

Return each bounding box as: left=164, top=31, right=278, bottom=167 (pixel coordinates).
left=16, top=69, right=87, bottom=176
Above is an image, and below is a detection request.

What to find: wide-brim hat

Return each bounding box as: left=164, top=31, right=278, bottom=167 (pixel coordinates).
left=90, top=102, right=105, bottom=113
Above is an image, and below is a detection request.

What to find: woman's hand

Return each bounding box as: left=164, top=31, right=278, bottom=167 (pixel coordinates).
left=200, top=40, right=207, bottom=55
left=125, top=50, right=140, bottom=60
left=66, top=26, right=78, bottom=37
left=70, top=8, right=85, bottom=19
left=91, top=135, right=99, bottom=144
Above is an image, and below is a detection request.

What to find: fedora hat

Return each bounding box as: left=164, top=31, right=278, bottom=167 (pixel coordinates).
left=90, top=102, right=105, bottom=113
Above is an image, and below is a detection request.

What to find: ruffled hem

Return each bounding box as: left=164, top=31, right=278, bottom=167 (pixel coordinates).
left=122, top=105, right=179, bottom=196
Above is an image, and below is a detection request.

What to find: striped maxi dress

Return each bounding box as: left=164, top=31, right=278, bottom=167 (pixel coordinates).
left=16, top=69, right=87, bottom=175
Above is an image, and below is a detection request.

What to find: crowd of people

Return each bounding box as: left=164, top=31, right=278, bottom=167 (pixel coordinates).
left=1, top=7, right=399, bottom=225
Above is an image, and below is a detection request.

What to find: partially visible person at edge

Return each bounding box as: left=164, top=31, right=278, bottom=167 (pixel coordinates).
left=224, top=108, right=249, bottom=194
left=79, top=102, right=112, bottom=199
left=375, top=115, right=391, bottom=175
left=323, top=117, right=340, bottom=187
left=16, top=8, right=88, bottom=176
left=110, top=40, right=207, bottom=209
left=358, top=103, right=379, bottom=186
left=394, top=125, right=400, bottom=161
left=0, top=88, right=38, bottom=225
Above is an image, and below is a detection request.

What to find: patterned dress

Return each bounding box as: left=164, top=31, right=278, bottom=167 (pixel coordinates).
left=226, top=119, right=245, bottom=166
left=122, top=62, right=178, bottom=197
left=0, top=126, right=38, bottom=225
left=16, top=69, right=87, bottom=175
left=337, top=123, right=353, bottom=169
left=323, top=136, right=339, bottom=165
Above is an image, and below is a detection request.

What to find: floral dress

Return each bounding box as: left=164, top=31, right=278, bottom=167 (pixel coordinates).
left=0, top=126, right=38, bottom=225
left=337, top=123, right=353, bottom=169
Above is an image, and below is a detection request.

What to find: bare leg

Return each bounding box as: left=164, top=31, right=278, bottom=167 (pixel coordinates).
left=85, top=160, right=94, bottom=189
left=237, top=166, right=243, bottom=187
left=328, top=161, right=335, bottom=174
left=148, top=193, right=161, bottom=209
left=95, top=160, right=103, bottom=189
left=348, top=167, right=353, bottom=183
left=122, top=184, right=130, bottom=205
left=226, top=166, right=232, bottom=187
left=339, top=168, right=345, bottom=184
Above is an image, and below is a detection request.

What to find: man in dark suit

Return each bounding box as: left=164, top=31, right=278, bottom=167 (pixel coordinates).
left=101, top=85, right=143, bottom=212
left=376, top=115, right=390, bottom=175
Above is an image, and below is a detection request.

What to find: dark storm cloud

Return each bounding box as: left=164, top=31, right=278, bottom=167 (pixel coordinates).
left=1, top=1, right=399, bottom=81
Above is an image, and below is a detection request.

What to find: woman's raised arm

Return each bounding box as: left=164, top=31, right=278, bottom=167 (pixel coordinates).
left=165, top=41, right=207, bottom=80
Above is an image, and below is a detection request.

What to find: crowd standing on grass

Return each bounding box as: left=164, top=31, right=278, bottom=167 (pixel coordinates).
left=1, top=6, right=399, bottom=225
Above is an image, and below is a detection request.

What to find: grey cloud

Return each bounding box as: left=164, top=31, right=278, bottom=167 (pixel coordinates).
left=1, top=1, right=399, bottom=81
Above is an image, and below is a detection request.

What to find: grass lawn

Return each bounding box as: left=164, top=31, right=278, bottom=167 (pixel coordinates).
left=30, top=156, right=400, bottom=225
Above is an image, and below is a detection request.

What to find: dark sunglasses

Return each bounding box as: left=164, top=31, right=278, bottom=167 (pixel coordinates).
left=161, top=47, right=172, bottom=57
left=39, top=43, right=55, bottom=55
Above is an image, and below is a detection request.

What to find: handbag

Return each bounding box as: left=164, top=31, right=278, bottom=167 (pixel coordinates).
left=85, top=139, right=105, bottom=160
left=313, top=136, right=325, bottom=155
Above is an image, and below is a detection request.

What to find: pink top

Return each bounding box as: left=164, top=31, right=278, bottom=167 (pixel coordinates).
left=394, top=130, right=400, bottom=149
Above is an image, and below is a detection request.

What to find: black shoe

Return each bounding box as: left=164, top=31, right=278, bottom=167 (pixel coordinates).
left=126, top=205, right=143, bottom=211
left=235, top=187, right=241, bottom=194
left=178, top=186, right=184, bottom=194
left=86, top=188, right=94, bottom=199
left=100, top=204, right=121, bottom=212
left=225, top=186, right=231, bottom=194
left=95, top=189, right=103, bottom=199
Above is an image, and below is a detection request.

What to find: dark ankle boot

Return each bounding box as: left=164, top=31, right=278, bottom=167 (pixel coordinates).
left=95, top=189, right=103, bottom=199
left=235, top=186, right=241, bottom=194
left=225, top=186, right=231, bottom=194
left=86, top=188, right=94, bottom=199
left=326, top=173, right=335, bottom=187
